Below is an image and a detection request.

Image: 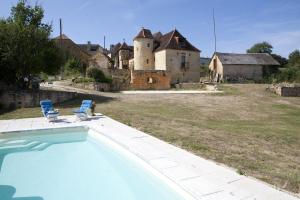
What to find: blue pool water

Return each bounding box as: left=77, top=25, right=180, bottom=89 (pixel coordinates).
left=0, top=127, right=186, bottom=200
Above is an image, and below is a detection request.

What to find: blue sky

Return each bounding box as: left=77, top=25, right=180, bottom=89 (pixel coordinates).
left=0, top=0, right=300, bottom=57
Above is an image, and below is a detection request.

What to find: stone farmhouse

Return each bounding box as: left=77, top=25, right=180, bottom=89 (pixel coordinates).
left=209, top=52, right=280, bottom=82
left=111, top=28, right=201, bottom=85
left=53, top=35, right=111, bottom=71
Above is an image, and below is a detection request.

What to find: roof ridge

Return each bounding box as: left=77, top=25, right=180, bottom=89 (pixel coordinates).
left=217, top=52, right=270, bottom=55
left=164, top=29, right=176, bottom=49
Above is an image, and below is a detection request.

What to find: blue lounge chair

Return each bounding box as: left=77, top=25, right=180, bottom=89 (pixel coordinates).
left=40, top=100, right=59, bottom=122
left=73, top=100, right=92, bottom=120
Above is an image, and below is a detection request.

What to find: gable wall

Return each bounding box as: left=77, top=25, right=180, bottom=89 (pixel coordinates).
left=209, top=54, right=223, bottom=76
left=90, top=52, right=111, bottom=69
left=164, top=49, right=200, bottom=83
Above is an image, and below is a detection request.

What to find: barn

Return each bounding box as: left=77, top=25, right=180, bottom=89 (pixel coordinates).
left=209, top=52, right=280, bottom=82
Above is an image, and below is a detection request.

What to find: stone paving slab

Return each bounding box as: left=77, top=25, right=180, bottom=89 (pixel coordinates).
left=0, top=115, right=298, bottom=200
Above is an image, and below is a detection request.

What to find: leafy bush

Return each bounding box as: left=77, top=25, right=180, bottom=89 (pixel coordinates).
left=86, top=67, right=112, bottom=83
left=277, top=67, right=300, bottom=83
left=200, top=66, right=210, bottom=77
left=64, top=58, right=86, bottom=77
left=73, top=77, right=95, bottom=83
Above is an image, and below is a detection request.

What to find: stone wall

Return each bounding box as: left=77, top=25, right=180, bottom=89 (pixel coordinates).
left=223, top=64, right=263, bottom=81
left=175, top=83, right=205, bottom=90
left=72, top=82, right=111, bottom=92
left=134, top=38, right=155, bottom=70
left=131, top=70, right=170, bottom=90
left=0, top=90, right=78, bottom=109
left=90, top=52, right=111, bottom=69
left=110, top=69, right=131, bottom=91
left=162, top=49, right=201, bottom=84
left=271, top=85, right=300, bottom=97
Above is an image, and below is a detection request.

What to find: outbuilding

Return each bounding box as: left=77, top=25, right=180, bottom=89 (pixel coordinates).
left=209, top=52, right=280, bottom=82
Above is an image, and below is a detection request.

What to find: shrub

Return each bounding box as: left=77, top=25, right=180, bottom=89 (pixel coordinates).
left=277, top=67, right=300, bottom=83
left=64, top=58, right=86, bottom=77
left=86, top=67, right=112, bottom=83
left=73, top=77, right=95, bottom=83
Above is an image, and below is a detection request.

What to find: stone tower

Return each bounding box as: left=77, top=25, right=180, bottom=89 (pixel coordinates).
left=118, top=42, right=132, bottom=69
left=133, top=28, right=155, bottom=70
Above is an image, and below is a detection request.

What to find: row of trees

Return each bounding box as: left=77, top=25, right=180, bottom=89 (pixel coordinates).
left=247, top=42, right=300, bottom=82
left=0, top=0, right=64, bottom=87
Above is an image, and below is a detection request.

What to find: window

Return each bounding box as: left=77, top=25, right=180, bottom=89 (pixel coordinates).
left=147, top=77, right=157, bottom=84
left=146, top=59, right=149, bottom=64
left=181, top=53, right=186, bottom=68
left=147, top=43, right=150, bottom=48
left=147, top=77, right=153, bottom=84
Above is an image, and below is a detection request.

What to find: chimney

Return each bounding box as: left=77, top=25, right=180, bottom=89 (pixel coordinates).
left=87, top=41, right=91, bottom=51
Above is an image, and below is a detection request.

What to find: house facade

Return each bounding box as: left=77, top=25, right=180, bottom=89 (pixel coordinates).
left=111, top=28, right=201, bottom=85
left=209, top=52, right=280, bottom=82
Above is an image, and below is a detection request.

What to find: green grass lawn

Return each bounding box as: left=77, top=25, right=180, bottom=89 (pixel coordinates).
left=0, top=84, right=299, bottom=194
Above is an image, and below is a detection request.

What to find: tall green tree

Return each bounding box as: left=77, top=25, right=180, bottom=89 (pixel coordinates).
left=271, top=53, right=288, bottom=67
left=287, top=50, right=300, bottom=68
left=247, top=42, right=288, bottom=67
left=0, top=0, right=63, bottom=86
left=247, top=42, right=273, bottom=54
left=276, top=50, right=300, bottom=83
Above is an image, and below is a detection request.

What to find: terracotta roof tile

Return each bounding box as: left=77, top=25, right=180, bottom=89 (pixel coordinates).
left=134, top=28, right=153, bottom=40
left=154, top=29, right=200, bottom=52
left=119, top=42, right=132, bottom=51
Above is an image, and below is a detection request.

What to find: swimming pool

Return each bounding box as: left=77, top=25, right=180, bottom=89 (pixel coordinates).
left=0, top=127, right=194, bottom=200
